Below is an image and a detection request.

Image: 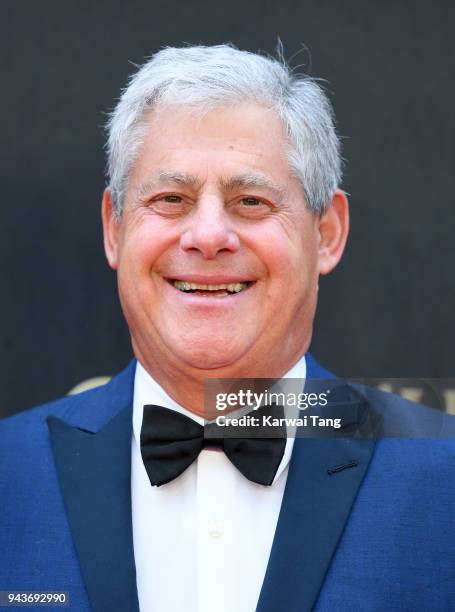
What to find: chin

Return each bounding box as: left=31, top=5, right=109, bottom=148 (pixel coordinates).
left=172, top=338, right=251, bottom=372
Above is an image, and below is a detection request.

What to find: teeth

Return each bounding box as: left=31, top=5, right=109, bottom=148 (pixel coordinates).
left=172, top=280, right=249, bottom=293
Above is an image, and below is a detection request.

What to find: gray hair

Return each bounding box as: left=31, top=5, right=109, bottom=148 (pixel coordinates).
left=106, top=44, right=342, bottom=216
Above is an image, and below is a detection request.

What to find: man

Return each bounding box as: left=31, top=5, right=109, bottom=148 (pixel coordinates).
left=1, top=45, right=454, bottom=612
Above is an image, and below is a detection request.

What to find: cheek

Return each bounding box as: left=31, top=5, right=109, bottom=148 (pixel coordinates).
left=250, top=215, right=319, bottom=271
left=268, top=247, right=319, bottom=317
left=266, top=239, right=318, bottom=283
left=118, top=224, right=166, bottom=274
left=117, top=210, right=179, bottom=266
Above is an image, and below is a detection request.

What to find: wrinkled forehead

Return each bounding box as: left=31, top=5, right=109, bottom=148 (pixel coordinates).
left=128, top=102, right=298, bottom=186
left=126, top=102, right=299, bottom=196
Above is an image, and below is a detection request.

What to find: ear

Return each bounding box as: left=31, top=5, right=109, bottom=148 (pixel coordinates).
left=101, top=187, right=120, bottom=270
left=317, top=189, right=349, bottom=275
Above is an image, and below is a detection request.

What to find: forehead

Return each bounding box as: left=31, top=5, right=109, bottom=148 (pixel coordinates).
left=128, top=102, right=296, bottom=191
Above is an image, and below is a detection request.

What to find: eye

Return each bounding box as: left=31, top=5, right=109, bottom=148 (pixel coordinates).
left=234, top=196, right=271, bottom=218
left=162, top=195, right=183, bottom=203
left=241, top=197, right=262, bottom=207
left=145, top=193, right=189, bottom=217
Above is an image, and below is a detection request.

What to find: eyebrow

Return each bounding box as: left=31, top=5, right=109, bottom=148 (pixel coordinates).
left=219, top=173, right=286, bottom=203
left=135, top=170, right=286, bottom=203
left=135, top=171, right=199, bottom=200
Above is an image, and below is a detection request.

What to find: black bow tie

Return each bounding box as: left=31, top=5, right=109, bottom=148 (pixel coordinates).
left=140, top=404, right=287, bottom=487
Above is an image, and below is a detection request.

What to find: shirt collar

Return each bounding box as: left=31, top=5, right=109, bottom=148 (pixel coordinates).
left=133, top=355, right=307, bottom=485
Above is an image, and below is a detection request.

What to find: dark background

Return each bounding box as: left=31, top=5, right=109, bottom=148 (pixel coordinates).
left=1, top=0, right=454, bottom=418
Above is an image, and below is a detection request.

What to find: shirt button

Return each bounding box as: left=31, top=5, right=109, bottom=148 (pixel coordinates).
left=208, top=522, right=224, bottom=538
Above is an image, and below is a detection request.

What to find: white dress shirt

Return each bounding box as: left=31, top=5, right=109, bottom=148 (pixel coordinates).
left=131, top=355, right=306, bottom=612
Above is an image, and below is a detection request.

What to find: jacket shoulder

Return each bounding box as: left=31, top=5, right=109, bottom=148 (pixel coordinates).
left=0, top=360, right=136, bottom=446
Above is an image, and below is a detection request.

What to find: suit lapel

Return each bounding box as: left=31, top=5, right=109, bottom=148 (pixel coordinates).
left=256, top=354, right=377, bottom=612
left=47, top=365, right=139, bottom=612
left=256, top=436, right=375, bottom=612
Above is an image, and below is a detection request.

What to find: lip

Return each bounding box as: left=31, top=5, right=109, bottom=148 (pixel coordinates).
left=165, top=274, right=255, bottom=284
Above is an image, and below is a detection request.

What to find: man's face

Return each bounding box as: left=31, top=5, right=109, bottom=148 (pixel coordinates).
left=103, top=103, right=345, bottom=378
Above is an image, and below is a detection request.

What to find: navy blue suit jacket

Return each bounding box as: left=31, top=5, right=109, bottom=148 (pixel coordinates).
left=1, top=354, right=454, bottom=611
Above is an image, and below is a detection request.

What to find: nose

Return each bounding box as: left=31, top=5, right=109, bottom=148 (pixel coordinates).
left=180, top=197, right=240, bottom=259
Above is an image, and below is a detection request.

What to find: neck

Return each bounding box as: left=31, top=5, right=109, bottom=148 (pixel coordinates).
left=133, top=342, right=308, bottom=418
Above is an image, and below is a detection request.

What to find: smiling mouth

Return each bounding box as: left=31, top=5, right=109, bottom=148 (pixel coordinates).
left=168, top=279, right=253, bottom=296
